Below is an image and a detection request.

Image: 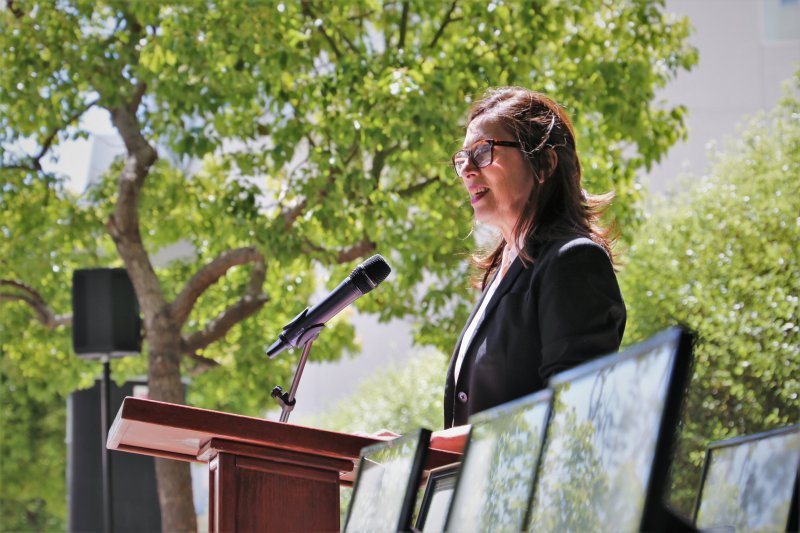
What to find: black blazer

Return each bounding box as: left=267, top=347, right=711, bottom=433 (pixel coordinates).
left=444, top=236, right=626, bottom=428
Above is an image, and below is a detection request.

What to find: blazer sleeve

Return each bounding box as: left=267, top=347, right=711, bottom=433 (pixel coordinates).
left=537, top=239, right=626, bottom=380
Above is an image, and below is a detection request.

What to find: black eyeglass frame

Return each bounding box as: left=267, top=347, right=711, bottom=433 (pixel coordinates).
left=451, top=139, right=522, bottom=178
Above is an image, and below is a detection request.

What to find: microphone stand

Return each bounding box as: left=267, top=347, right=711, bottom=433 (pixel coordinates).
left=271, top=324, right=324, bottom=423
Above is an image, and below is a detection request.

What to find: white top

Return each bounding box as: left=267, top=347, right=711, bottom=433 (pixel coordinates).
left=454, top=243, right=519, bottom=383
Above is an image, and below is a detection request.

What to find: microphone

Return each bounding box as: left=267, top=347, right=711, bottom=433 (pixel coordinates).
left=266, top=254, right=391, bottom=358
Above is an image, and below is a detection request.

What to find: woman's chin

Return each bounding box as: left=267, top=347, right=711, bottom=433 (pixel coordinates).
left=472, top=207, right=500, bottom=228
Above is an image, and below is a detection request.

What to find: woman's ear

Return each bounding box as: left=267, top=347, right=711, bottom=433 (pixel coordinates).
left=537, top=149, right=558, bottom=184
left=545, top=149, right=558, bottom=178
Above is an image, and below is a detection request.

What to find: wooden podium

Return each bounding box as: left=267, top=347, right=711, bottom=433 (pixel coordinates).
left=107, top=397, right=459, bottom=532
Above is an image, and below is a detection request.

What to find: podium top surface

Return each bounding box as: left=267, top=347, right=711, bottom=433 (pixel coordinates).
left=107, top=396, right=381, bottom=464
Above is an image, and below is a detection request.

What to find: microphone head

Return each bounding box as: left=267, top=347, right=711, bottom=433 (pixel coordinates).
left=350, top=254, right=391, bottom=294
left=266, top=336, right=287, bottom=359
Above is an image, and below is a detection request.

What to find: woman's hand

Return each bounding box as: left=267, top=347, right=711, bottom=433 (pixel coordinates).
left=429, top=425, right=471, bottom=453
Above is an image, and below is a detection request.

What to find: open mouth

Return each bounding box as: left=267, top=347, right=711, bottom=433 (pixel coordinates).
left=471, top=187, right=489, bottom=204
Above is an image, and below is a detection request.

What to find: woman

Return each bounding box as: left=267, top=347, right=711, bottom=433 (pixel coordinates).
left=433, top=87, right=626, bottom=446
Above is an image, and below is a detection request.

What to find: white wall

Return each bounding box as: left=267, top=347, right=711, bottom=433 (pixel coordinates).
left=646, top=0, right=799, bottom=191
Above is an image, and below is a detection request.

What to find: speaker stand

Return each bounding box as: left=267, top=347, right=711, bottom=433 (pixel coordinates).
left=100, top=356, right=114, bottom=533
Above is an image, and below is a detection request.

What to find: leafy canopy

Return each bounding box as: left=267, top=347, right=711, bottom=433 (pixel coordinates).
left=1, top=0, right=697, bottom=364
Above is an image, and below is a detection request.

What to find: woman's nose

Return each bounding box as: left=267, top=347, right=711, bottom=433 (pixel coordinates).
left=460, top=158, right=479, bottom=180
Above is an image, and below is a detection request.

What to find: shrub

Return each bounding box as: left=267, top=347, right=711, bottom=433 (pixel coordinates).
left=619, top=76, right=800, bottom=515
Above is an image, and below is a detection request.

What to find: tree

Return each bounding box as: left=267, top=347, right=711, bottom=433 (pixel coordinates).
left=1, top=1, right=696, bottom=529
left=618, top=74, right=800, bottom=515
left=0, top=355, right=70, bottom=532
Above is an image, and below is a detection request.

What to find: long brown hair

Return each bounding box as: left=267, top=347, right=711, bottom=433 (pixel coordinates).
left=466, top=87, right=616, bottom=289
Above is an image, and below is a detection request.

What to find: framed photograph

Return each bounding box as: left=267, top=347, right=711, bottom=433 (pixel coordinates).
left=693, top=424, right=800, bottom=532
left=414, top=463, right=460, bottom=532
left=344, top=428, right=431, bottom=533
left=444, top=389, right=552, bottom=532
left=526, top=327, right=694, bottom=532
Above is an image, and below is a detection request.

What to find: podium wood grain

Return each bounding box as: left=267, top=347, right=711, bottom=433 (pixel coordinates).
left=107, top=397, right=459, bottom=532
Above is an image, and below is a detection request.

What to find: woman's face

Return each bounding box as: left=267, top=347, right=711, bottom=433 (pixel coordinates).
left=460, top=115, right=535, bottom=241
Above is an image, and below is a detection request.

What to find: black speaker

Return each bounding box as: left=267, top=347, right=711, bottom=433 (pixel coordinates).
left=67, top=380, right=162, bottom=532
left=72, top=268, right=141, bottom=359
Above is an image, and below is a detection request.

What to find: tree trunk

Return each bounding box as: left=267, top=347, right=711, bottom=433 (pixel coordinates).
left=153, top=458, right=197, bottom=533
left=147, top=316, right=198, bottom=533
left=107, top=102, right=198, bottom=532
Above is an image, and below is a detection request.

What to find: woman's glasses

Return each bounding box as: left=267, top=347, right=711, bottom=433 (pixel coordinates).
left=451, top=139, right=521, bottom=178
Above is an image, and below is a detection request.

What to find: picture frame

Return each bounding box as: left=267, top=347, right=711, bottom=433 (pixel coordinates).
left=526, top=327, right=694, bottom=531
left=414, top=463, right=460, bottom=532
left=444, top=389, right=552, bottom=533
left=693, top=423, right=800, bottom=532
left=344, top=428, right=431, bottom=533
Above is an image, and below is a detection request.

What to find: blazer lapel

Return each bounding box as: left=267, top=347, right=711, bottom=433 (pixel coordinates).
left=459, top=258, right=527, bottom=374
left=480, top=256, right=526, bottom=320
left=447, top=271, right=499, bottom=384
left=448, top=248, right=531, bottom=385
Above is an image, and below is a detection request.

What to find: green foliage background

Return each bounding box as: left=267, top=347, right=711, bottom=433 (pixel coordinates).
left=618, top=76, right=800, bottom=515
left=1, top=0, right=696, bottom=529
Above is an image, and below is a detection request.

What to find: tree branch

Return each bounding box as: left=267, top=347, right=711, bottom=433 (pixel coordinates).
left=0, top=98, right=99, bottom=173
left=301, top=238, right=376, bottom=264
left=301, top=1, right=342, bottom=60
left=121, top=8, right=143, bottom=35
left=36, top=98, right=100, bottom=164
left=184, top=350, right=221, bottom=372
left=337, top=27, right=361, bottom=57
left=428, top=1, right=458, bottom=50
left=129, top=81, right=147, bottom=114
left=393, top=175, right=441, bottom=197
left=182, top=293, right=269, bottom=354
left=106, top=109, right=155, bottom=241
left=347, top=8, right=375, bottom=22
left=281, top=199, right=307, bottom=229
left=171, top=247, right=265, bottom=327
left=398, top=1, right=409, bottom=50
left=181, top=251, right=268, bottom=354
left=337, top=239, right=377, bottom=263
left=5, top=0, right=24, bottom=18
left=105, top=101, right=161, bottom=317
left=303, top=3, right=360, bottom=57
left=0, top=279, right=72, bottom=329
left=0, top=166, right=60, bottom=184
left=370, top=144, right=399, bottom=183
left=279, top=143, right=358, bottom=230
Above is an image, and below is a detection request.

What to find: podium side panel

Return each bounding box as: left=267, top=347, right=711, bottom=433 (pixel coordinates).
left=209, top=451, right=340, bottom=532
left=236, top=455, right=341, bottom=532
